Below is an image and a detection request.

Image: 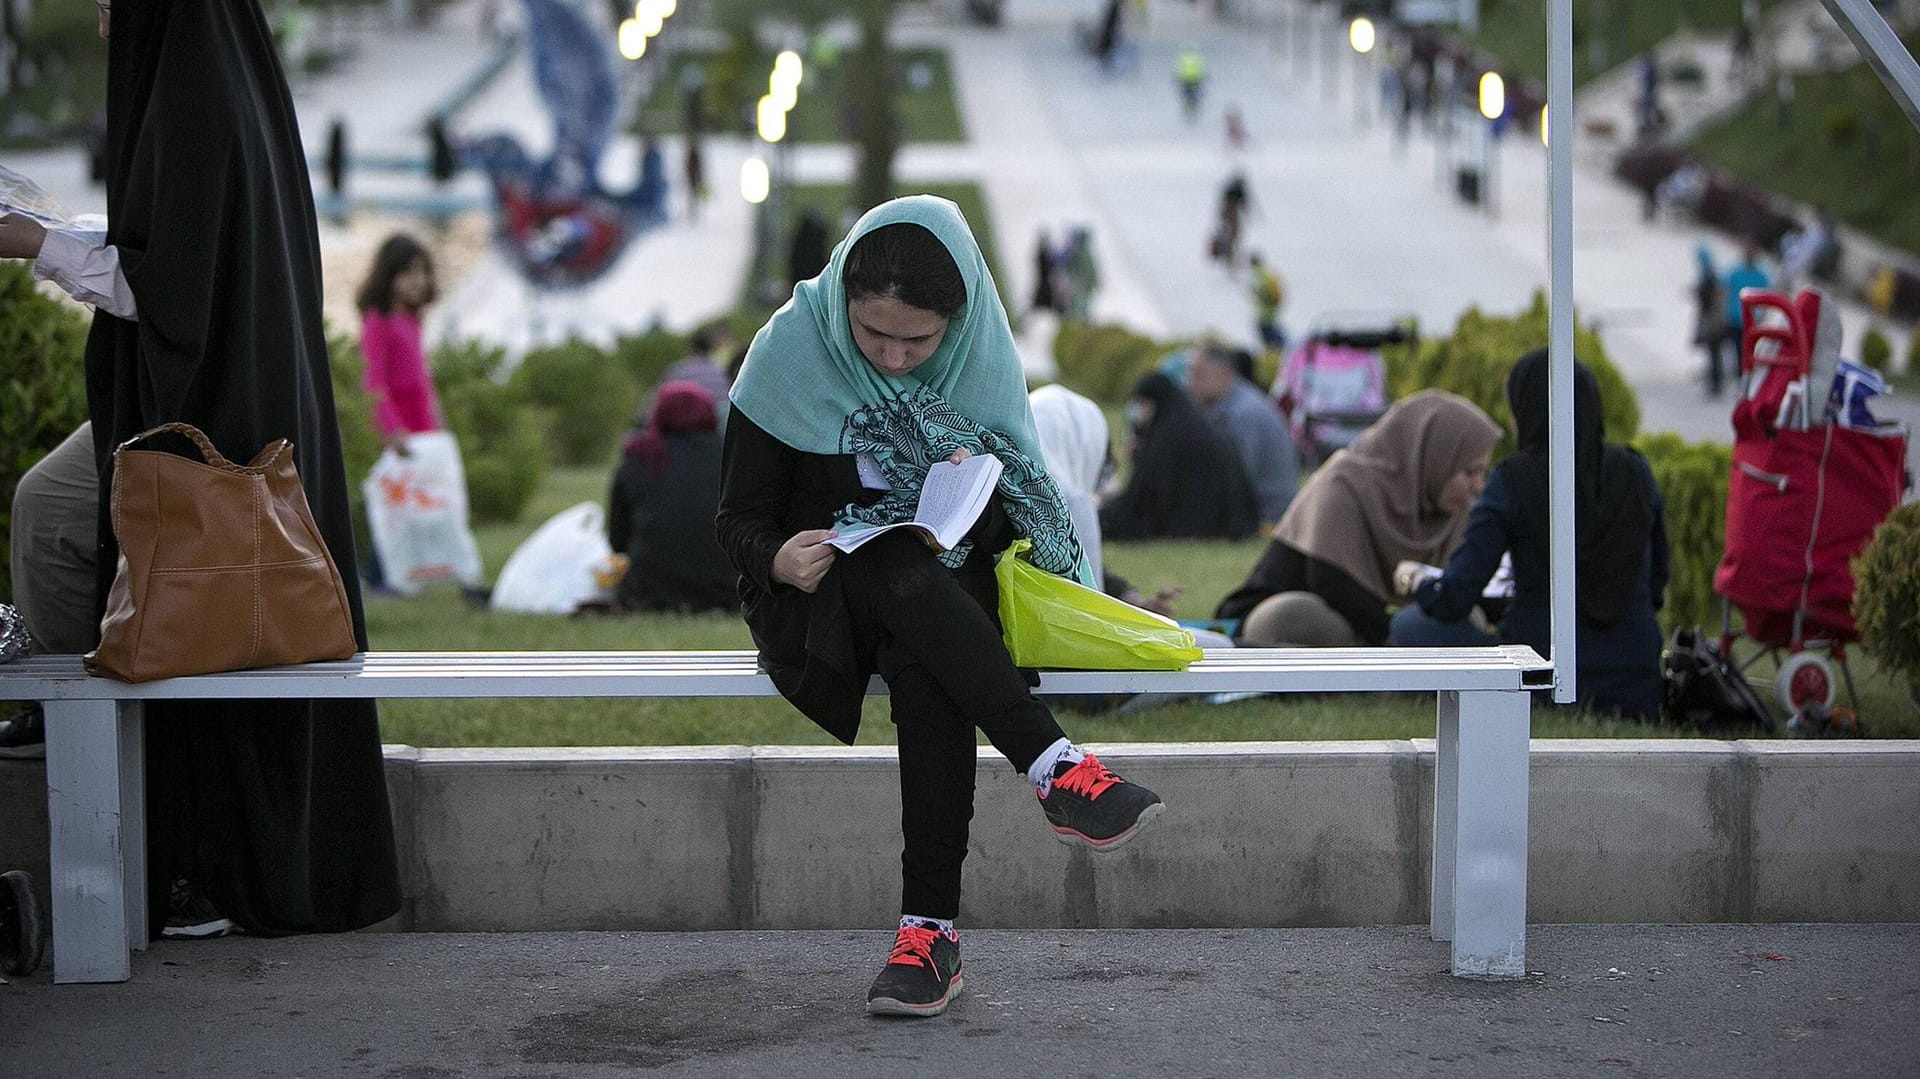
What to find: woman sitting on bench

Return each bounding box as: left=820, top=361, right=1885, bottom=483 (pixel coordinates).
left=718, top=196, right=1163, bottom=1019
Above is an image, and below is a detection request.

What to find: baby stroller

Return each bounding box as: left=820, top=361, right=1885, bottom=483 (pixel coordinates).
left=1271, top=315, right=1411, bottom=466
left=1713, top=288, right=1910, bottom=731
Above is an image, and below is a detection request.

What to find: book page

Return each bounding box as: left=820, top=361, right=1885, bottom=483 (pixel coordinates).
left=822, top=454, right=1002, bottom=555
left=912, top=454, right=1003, bottom=550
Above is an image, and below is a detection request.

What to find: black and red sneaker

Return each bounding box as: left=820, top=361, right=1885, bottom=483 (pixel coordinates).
left=1038, top=753, right=1164, bottom=851
left=867, top=923, right=963, bottom=1017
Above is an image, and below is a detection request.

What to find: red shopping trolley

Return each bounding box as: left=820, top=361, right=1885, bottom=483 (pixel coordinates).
left=1713, top=288, right=1909, bottom=730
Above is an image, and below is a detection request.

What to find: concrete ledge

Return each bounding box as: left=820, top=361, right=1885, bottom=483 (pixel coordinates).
left=2, top=741, right=1916, bottom=930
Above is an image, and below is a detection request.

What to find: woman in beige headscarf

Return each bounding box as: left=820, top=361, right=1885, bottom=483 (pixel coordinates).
left=1213, top=391, right=1501, bottom=646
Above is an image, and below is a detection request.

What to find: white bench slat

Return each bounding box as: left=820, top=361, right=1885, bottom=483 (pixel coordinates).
left=0, top=647, right=1551, bottom=701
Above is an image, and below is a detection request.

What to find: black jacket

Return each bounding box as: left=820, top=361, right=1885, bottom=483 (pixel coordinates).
left=716, top=407, right=1011, bottom=742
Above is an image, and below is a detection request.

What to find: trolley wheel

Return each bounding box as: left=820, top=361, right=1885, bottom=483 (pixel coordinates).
left=0, top=869, right=47, bottom=977
left=1775, top=652, right=1835, bottom=716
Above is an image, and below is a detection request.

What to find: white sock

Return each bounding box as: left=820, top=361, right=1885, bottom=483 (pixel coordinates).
left=900, top=914, right=955, bottom=935
left=1026, top=737, right=1085, bottom=794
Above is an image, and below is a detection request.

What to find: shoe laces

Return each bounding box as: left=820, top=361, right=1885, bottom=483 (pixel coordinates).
left=888, top=924, right=940, bottom=968
left=1052, top=754, right=1121, bottom=800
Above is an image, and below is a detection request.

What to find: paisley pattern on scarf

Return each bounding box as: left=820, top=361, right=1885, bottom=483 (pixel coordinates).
left=836, top=385, right=1084, bottom=575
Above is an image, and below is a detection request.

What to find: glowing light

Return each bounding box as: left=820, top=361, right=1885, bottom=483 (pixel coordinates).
left=740, top=156, right=770, bottom=204
left=658, top=0, right=676, bottom=16
left=773, top=49, right=803, bottom=87
left=756, top=95, right=787, bottom=142
left=1539, top=104, right=1549, bottom=146
left=770, top=78, right=798, bottom=113
left=1348, top=17, right=1375, bottom=55
left=635, top=4, right=664, bottom=37
left=617, top=19, right=646, bottom=60
left=1478, top=71, right=1505, bottom=121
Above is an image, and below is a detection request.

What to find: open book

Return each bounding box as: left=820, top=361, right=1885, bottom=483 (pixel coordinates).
left=825, top=453, right=1004, bottom=554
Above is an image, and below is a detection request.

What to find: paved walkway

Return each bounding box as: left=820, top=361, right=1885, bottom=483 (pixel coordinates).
left=6, top=924, right=1918, bottom=1077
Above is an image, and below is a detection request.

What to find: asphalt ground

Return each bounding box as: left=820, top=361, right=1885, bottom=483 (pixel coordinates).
left=3, top=923, right=1916, bottom=1077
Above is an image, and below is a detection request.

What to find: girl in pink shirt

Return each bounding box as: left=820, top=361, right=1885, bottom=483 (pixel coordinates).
left=355, top=233, right=442, bottom=450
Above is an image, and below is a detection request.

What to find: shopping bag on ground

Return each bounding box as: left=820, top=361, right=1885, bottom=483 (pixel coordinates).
left=995, top=540, right=1203, bottom=670
left=490, top=502, right=613, bottom=615
left=361, top=431, right=484, bottom=595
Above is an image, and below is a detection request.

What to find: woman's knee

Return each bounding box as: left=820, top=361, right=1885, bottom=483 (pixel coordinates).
left=1389, top=603, right=1497, bottom=647
left=1239, top=591, right=1359, bottom=647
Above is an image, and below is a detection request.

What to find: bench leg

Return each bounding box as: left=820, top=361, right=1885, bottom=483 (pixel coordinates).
left=43, top=699, right=145, bottom=984
left=1437, top=689, right=1530, bottom=978
left=1430, top=691, right=1460, bottom=943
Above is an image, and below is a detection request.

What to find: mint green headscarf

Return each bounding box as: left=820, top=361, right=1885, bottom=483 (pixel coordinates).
left=729, top=195, right=1092, bottom=586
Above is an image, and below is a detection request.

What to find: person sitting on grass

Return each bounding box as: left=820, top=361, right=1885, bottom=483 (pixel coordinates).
left=1389, top=350, right=1668, bottom=720
left=607, top=380, right=737, bottom=613
left=1215, top=391, right=1501, bottom=646
left=718, top=196, right=1165, bottom=1019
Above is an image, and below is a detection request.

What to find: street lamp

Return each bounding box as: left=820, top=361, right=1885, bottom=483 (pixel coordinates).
left=1348, top=16, right=1375, bottom=129
left=1476, top=73, right=1504, bottom=217
left=1348, top=16, right=1375, bottom=54
left=741, top=156, right=770, bottom=204
left=617, top=18, right=646, bottom=60
left=756, top=94, right=788, bottom=143
left=1478, top=71, right=1505, bottom=120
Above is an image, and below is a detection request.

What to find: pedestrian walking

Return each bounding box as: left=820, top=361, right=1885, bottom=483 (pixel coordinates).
left=684, top=136, right=708, bottom=221
left=1175, top=44, right=1206, bottom=123
left=1248, top=251, right=1286, bottom=349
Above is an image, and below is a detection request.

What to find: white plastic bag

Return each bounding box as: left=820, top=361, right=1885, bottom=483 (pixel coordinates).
left=489, top=502, right=613, bottom=614
left=361, top=431, right=485, bottom=595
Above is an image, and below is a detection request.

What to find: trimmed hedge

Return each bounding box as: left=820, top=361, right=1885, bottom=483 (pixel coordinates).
left=432, top=340, right=547, bottom=525
left=1050, top=319, right=1185, bottom=404
left=1, top=263, right=92, bottom=603
left=508, top=338, right=641, bottom=467
left=1633, top=433, right=1732, bottom=634
left=1393, top=292, right=1639, bottom=459
left=610, top=328, right=690, bottom=393
left=326, top=323, right=383, bottom=558
left=1853, top=502, right=1920, bottom=685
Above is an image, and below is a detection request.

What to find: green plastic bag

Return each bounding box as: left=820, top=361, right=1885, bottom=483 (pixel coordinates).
left=995, top=540, right=1203, bottom=670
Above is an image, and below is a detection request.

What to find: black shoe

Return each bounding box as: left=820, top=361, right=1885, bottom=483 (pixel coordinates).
left=0, top=707, right=45, bottom=761
left=162, top=878, right=236, bottom=940
left=867, top=923, right=963, bottom=1017
left=1038, top=753, right=1164, bottom=851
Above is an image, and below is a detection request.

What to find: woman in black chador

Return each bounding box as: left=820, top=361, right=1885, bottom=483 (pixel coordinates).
left=92, top=0, right=400, bottom=938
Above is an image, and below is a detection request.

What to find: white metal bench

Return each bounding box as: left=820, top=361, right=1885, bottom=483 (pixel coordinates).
left=0, top=645, right=1551, bottom=984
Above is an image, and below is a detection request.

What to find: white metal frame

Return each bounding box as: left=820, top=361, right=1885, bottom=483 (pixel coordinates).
left=2, top=646, right=1549, bottom=984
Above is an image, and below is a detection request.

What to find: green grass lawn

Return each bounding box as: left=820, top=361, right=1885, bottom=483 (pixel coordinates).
left=632, top=46, right=963, bottom=144
left=1689, top=38, right=1920, bottom=258
left=364, top=464, right=1920, bottom=747
left=1470, top=0, right=1777, bottom=86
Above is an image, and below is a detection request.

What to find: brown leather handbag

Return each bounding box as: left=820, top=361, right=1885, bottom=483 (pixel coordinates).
left=84, top=423, right=360, bottom=682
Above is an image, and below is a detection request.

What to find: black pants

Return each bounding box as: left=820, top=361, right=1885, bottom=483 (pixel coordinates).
left=838, top=533, right=1068, bottom=920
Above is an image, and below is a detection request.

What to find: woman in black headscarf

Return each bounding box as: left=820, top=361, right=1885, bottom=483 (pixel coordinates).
left=1098, top=370, right=1258, bottom=541
left=1390, top=350, right=1668, bottom=719
left=91, top=0, right=400, bottom=936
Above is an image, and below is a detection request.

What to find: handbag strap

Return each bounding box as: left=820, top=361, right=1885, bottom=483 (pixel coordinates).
left=118, top=422, right=234, bottom=468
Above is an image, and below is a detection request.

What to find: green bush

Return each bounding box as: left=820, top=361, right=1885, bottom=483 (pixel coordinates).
left=1050, top=320, right=1184, bottom=404
left=1633, top=432, right=1731, bottom=634
left=609, top=328, right=689, bottom=392
left=326, top=323, right=381, bottom=535
left=1397, top=293, right=1638, bottom=459
left=507, top=338, right=639, bottom=466
left=432, top=340, right=547, bottom=525
left=0, top=263, right=92, bottom=602
left=1824, top=107, right=1861, bottom=147
left=1907, top=324, right=1920, bottom=374
left=1860, top=326, right=1892, bottom=371
left=1852, top=502, right=1920, bottom=685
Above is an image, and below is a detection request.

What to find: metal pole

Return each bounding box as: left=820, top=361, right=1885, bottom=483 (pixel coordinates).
left=1547, top=0, right=1576, bottom=703
left=1817, top=0, right=1920, bottom=133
